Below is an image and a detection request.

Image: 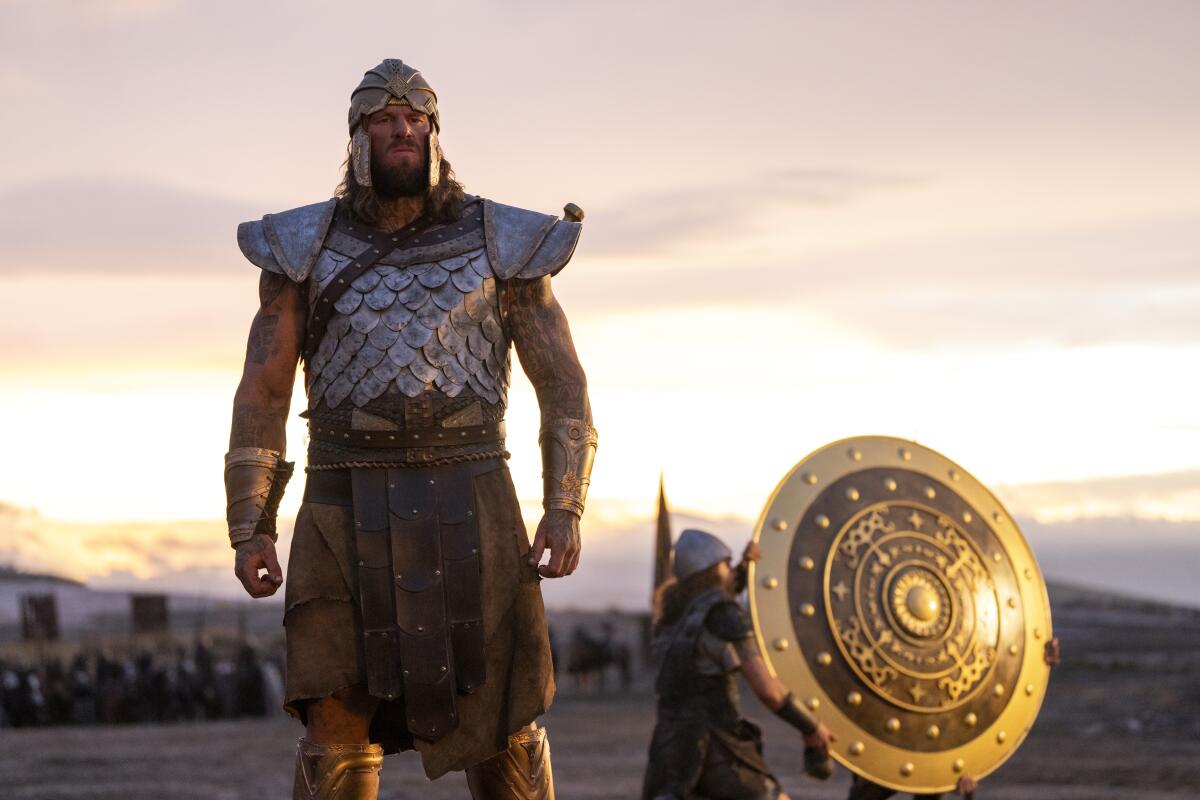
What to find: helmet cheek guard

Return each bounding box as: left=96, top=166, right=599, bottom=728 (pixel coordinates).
left=428, top=127, right=442, bottom=189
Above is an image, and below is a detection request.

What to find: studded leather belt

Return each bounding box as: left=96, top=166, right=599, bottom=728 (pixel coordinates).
left=303, top=457, right=506, bottom=506
left=308, top=420, right=506, bottom=449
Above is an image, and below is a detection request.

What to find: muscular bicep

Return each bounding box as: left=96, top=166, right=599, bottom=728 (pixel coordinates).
left=229, top=272, right=305, bottom=450
left=241, top=272, right=304, bottom=390
left=507, top=276, right=590, bottom=422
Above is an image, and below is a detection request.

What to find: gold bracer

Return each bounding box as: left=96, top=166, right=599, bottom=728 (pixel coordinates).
left=224, top=447, right=294, bottom=548
left=539, top=417, right=597, bottom=516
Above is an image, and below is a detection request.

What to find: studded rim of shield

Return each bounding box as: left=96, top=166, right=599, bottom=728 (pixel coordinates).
left=749, top=436, right=1053, bottom=794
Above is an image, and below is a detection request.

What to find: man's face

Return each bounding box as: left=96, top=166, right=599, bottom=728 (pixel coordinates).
left=365, top=102, right=431, bottom=197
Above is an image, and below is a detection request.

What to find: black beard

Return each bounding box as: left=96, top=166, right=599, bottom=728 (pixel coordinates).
left=371, top=156, right=427, bottom=199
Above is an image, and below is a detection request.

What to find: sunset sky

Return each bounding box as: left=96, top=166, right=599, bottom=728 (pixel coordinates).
left=1, top=1, right=1198, bottom=607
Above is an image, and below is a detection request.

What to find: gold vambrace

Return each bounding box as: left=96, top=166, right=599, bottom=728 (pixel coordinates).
left=539, top=418, right=597, bottom=516
left=224, top=447, right=294, bottom=548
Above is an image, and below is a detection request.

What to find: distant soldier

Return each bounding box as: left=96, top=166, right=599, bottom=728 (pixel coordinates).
left=643, top=529, right=836, bottom=800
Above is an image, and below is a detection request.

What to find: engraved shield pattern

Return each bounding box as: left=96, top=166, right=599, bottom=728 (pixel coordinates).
left=306, top=244, right=511, bottom=409
left=749, top=437, right=1054, bottom=794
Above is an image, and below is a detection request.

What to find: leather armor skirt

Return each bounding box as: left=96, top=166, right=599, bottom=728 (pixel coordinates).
left=283, top=463, right=554, bottom=780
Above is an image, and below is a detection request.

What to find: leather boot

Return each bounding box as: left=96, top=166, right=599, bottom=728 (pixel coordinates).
left=293, top=738, right=384, bottom=800
left=466, top=725, right=555, bottom=799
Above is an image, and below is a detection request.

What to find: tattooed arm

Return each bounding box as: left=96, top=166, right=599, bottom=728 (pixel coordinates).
left=228, top=271, right=305, bottom=597
left=508, top=275, right=594, bottom=578
left=230, top=272, right=305, bottom=451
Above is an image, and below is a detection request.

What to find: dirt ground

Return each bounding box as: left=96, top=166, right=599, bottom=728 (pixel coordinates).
left=1, top=685, right=1197, bottom=800
left=3, top=583, right=1198, bottom=799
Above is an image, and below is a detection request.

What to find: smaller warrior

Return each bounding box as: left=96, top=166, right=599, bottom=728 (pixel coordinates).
left=643, top=529, right=836, bottom=800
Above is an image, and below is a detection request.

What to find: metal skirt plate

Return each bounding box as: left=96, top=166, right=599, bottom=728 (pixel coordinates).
left=748, top=436, right=1053, bottom=794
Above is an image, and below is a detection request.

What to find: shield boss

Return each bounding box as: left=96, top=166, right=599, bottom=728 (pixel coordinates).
left=749, top=437, right=1052, bottom=793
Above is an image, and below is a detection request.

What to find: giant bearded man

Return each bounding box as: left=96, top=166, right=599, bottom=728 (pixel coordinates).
left=224, top=60, right=596, bottom=800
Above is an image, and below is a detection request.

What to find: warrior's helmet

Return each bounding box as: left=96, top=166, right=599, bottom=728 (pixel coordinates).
left=673, top=529, right=733, bottom=581
left=348, top=59, right=442, bottom=189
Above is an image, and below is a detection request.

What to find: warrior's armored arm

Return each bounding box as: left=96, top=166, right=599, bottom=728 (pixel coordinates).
left=225, top=272, right=304, bottom=547
left=749, top=663, right=835, bottom=779
left=742, top=653, right=823, bottom=736
left=508, top=276, right=597, bottom=516
left=774, top=692, right=819, bottom=735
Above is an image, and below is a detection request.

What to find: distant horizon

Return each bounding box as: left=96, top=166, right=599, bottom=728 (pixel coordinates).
left=4, top=502, right=1196, bottom=612
left=3, top=550, right=1197, bottom=616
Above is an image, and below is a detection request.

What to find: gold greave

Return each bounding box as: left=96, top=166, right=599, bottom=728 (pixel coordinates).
left=466, top=726, right=555, bottom=800
left=293, top=738, right=383, bottom=800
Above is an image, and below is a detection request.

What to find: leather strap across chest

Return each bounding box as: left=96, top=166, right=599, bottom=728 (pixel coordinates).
left=303, top=215, right=430, bottom=363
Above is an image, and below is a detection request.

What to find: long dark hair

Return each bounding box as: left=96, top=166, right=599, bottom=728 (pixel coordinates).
left=335, top=141, right=466, bottom=228
left=653, top=563, right=728, bottom=634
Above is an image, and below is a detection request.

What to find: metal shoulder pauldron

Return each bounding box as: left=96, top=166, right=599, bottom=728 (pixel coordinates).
left=483, top=199, right=582, bottom=280
left=236, top=199, right=338, bottom=282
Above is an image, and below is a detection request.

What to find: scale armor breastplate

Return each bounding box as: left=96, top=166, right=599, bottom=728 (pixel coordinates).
left=236, top=195, right=583, bottom=416
left=306, top=204, right=510, bottom=409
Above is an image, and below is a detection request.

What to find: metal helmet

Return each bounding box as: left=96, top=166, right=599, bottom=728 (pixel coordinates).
left=347, top=59, right=443, bottom=189
left=673, top=529, right=733, bottom=581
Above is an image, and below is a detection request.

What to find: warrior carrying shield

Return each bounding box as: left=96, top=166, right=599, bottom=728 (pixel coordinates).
left=643, top=528, right=837, bottom=799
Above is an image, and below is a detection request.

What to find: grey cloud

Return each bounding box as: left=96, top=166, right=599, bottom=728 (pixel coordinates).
left=575, top=210, right=1200, bottom=298
left=0, top=177, right=259, bottom=275
left=0, top=168, right=917, bottom=276
left=562, top=211, right=1200, bottom=350
left=584, top=169, right=924, bottom=256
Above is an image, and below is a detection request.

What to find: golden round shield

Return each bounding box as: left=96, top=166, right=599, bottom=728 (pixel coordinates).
left=749, top=436, right=1052, bottom=793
